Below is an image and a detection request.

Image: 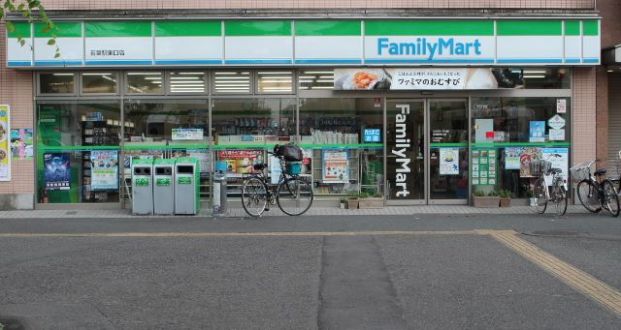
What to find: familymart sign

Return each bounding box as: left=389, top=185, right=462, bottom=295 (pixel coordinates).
left=7, top=19, right=600, bottom=68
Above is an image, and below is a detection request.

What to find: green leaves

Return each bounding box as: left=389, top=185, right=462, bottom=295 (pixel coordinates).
left=3, top=0, right=60, bottom=57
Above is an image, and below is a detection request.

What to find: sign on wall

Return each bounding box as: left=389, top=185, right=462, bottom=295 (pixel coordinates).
left=7, top=19, right=601, bottom=68
left=0, top=105, right=10, bottom=181
left=90, top=150, right=119, bottom=191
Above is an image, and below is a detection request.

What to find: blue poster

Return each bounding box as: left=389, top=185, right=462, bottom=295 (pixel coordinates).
left=44, top=153, right=71, bottom=190
left=529, top=121, right=546, bottom=142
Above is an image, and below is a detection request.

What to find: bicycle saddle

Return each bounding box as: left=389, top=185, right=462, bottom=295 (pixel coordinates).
left=594, top=168, right=607, bottom=176
left=253, top=163, right=267, bottom=171
left=548, top=168, right=562, bottom=175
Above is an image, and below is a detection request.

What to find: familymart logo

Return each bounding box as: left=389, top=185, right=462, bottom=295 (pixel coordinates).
left=377, top=37, right=483, bottom=60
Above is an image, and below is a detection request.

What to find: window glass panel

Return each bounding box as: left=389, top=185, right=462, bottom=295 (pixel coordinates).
left=169, top=71, right=206, bottom=94
left=299, top=70, right=334, bottom=90
left=40, top=73, right=75, bottom=94
left=213, top=71, right=251, bottom=94
left=82, top=72, right=118, bottom=94
left=257, top=71, right=293, bottom=93
left=127, top=71, right=163, bottom=94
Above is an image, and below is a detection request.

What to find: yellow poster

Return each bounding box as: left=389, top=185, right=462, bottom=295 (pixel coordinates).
left=0, top=105, right=10, bottom=181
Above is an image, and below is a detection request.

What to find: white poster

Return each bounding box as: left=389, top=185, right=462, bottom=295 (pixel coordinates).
left=542, top=148, right=569, bottom=186
left=556, top=99, right=567, bottom=114
left=90, top=151, right=119, bottom=191
left=439, top=148, right=459, bottom=175
left=549, top=129, right=565, bottom=141
left=322, top=150, right=349, bottom=183
left=474, top=119, right=494, bottom=143
left=172, top=128, right=204, bottom=140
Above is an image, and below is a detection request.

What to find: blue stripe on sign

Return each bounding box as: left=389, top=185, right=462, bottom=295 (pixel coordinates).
left=224, top=59, right=293, bottom=65
left=365, top=58, right=495, bottom=64
left=154, top=59, right=223, bottom=65
left=85, top=60, right=152, bottom=65
left=496, top=59, right=563, bottom=64
left=564, top=58, right=581, bottom=63
left=582, top=58, right=600, bottom=64
left=294, top=59, right=363, bottom=64
left=7, top=61, right=32, bottom=67
left=34, top=60, right=83, bottom=66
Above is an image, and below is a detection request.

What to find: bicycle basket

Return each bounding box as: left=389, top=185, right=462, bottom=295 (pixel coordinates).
left=569, top=165, right=590, bottom=183
left=285, top=161, right=302, bottom=175
left=274, top=144, right=303, bottom=161
left=529, top=160, right=551, bottom=177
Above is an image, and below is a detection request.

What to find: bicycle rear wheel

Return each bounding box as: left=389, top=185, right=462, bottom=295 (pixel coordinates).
left=601, top=180, right=620, bottom=217
left=576, top=180, right=600, bottom=213
left=241, top=177, right=268, bottom=217
left=276, top=177, right=313, bottom=216
left=553, top=184, right=568, bottom=216
left=530, top=178, right=547, bottom=214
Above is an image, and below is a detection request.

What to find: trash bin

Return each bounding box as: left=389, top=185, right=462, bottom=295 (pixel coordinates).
left=213, top=161, right=228, bottom=216
left=174, top=157, right=200, bottom=215
left=153, top=158, right=175, bottom=215
left=131, top=158, right=153, bottom=215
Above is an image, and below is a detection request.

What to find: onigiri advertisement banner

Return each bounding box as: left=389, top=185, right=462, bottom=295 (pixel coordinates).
left=0, top=105, right=10, bottom=181
left=334, top=68, right=527, bottom=90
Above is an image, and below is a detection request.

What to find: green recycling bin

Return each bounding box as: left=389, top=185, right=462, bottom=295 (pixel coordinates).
left=153, top=158, right=175, bottom=215
left=174, top=157, right=200, bottom=215
left=131, top=158, right=153, bottom=215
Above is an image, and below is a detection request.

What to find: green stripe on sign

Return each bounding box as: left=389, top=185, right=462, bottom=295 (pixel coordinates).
left=364, top=20, right=494, bottom=36
left=496, top=20, right=562, bottom=36
left=295, top=20, right=360, bottom=36
left=225, top=20, right=291, bottom=36
left=582, top=20, right=599, bottom=36
left=35, top=22, right=81, bottom=38
left=564, top=21, right=580, bottom=36
left=86, top=21, right=152, bottom=37
left=7, top=22, right=31, bottom=38
left=155, top=21, right=221, bottom=37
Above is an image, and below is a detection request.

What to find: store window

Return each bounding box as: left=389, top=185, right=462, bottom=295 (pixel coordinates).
left=298, top=70, right=334, bottom=90
left=256, top=71, right=293, bottom=94
left=492, top=68, right=570, bottom=89
left=39, top=73, right=75, bottom=94
left=36, top=102, right=121, bottom=204
left=82, top=72, right=118, bottom=94
left=169, top=71, right=207, bottom=94
left=299, top=98, right=383, bottom=196
left=471, top=97, right=571, bottom=198
left=126, top=71, right=163, bottom=94
left=213, top=71, right=251, bottom=94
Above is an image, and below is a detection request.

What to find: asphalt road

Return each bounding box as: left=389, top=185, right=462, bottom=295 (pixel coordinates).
left=0, top=214, right=620, bottom=329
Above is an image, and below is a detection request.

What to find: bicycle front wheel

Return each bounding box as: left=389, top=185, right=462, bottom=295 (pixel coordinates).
left=276, top=177, right=313, bottom=216
left=601, top=180, right=620, bottom=217
left=241, top=177, right=268, bottom=218
left=530, top=178, right=547, bottom=214
left=552, top=184, right=568, bottom=216
left=576, top=180, right=600, bottom=213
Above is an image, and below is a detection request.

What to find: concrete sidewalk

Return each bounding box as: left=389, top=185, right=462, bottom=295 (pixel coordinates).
left=0, top=205, right=590, bottom=219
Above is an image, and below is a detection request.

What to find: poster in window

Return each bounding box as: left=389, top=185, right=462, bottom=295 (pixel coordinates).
left=90, top=151, right=119, bottom=191
left=217, top=150, right=263, bottom=175
left=10, top=128, right=33, bottom=160
left=556, top=99, right=567, bottom=114
left=322, top=150, right=349, bottom=183
left=504, top=147, right=523, bottom=170
left=542, top=148, right=569, bottom=185
left=529, top=121, right=546, bottom=142
left=439, top=148, right=459, bottom=175
left=519, top=147, right=542, bottom=177
left=0, top=105, right=10, bottom=181
left=44, top=153, right=71, bottom=190
left=474, top=119, right=494, bottom=143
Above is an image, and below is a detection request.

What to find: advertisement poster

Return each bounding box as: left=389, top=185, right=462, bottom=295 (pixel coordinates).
left=0, top=105, right=10, bottom=181
left=44, top=153, right=71, bottom=190
left=10, top=128, right=33, bottom=160
left=519, top=147, right=542, bottom=177
left=542, top=148, right=569, bottom=185
left=217, top=150, right=263, bottom=175
left=335, top=68, right=525, bottom=91
left=504, top=147, right=523, bottom=170
left=549, top=129, right=565, bottom=141
left=90, top=151, right=119, bottom=191
left=172, top=128, right=204, bottom=141
left=529, top=121, right=546, bottom=142
left=322, top=150, right=349, bottom=183
left=556, top=99, right=567, bottom=113
left=439, top=148, right=459, bottom=175
left=471, top=149, right=496, bottom=185
left=474, top=119, right=494, bottom=143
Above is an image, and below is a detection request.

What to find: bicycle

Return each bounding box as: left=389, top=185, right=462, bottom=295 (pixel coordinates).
left=529, top=160, right=568, bottom=216
left=240, top=146, right=314, bottom=217
left=571, top=160, right=620, bottom=217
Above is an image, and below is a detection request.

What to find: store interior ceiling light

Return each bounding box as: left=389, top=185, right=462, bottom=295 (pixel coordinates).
left=128, top=72, right=161, bottom=76
left=523, top=70, right=548, bottom=74
left=523, top=75, right=546, bottom=79
left=52, top=73, right=74, bottom=76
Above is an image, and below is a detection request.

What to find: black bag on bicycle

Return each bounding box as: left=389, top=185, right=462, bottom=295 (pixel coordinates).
left=274, top=144, right=303, bottom=161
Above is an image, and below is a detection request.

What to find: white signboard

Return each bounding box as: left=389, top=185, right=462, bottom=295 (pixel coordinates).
left=439, top=148, right=459, bottom=175
left=556, top=99, right=567, bottom=114
left=548, top=115, right=566, bottom=130
left=549, top=129, right=565, bottom=141
left=172, top=128, right=204, bottom=141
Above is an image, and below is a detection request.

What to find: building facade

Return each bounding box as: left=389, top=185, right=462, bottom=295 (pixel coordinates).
left=0, top=0, right=603, bottom=209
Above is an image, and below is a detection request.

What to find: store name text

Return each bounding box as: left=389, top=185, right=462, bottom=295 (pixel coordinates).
left=377, top=37, right=482, bottom=60
left=392, top=104, right=411, bottom=198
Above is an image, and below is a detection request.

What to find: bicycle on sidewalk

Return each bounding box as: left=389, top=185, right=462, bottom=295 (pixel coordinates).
left=241, top=144, right=314, bottom=217
left=571, top=159, right=620, bottom=217
left=529, top=159, right=568, bottom=216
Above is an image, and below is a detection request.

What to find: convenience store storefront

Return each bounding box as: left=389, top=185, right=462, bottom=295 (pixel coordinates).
left=6, top=19, right=600, bottom=207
